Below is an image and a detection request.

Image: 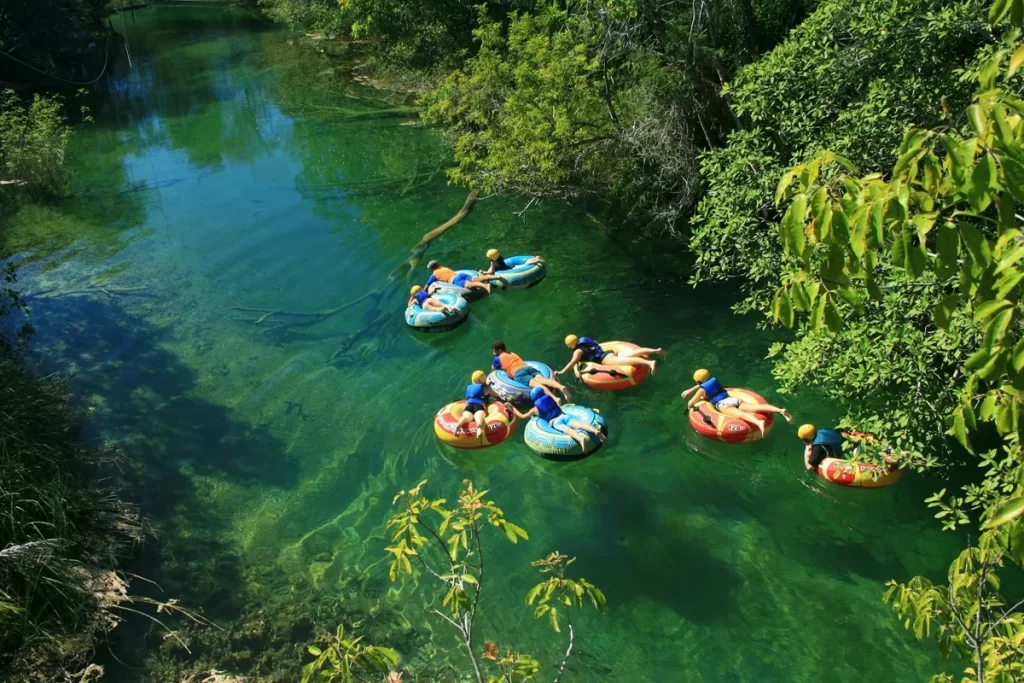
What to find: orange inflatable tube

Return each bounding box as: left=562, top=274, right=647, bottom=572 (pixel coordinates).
left=573, top=341, right=652, bottom=391
left=816, top=458, right=902, bottom=488
left=688, top=388, right=774, bottom=444
left=434, top=401, right=516, bottom=449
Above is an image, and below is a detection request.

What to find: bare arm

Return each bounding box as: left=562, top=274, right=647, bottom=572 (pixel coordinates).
left=685, top=387, right=705, bottom=409
left=680, top=383, right=700, bottom=400
left=556, top=350, right=584, bottom=376
left=804, top=444, right=816, bottom=472
left=509, top=404, right=536, bottom=420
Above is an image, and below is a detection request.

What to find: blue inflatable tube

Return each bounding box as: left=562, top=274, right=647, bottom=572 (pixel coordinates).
left=405, top=292, right=469, bottom=332
left=524, top=404, right=607, bottom=460
left=430, top=270, right=486, bottom=301
left=491, top=255, right=546, bottom=290
left=486, top=361, right=553, bottom=403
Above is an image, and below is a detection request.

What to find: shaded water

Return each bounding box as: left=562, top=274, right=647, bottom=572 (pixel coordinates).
left=8, top=6, right=963, bottom=681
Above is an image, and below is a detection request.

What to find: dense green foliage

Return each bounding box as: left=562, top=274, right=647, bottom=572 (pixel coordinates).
left=770, top=9, right=1024, bottom=677
left=303, top=481, right=604, bottom=683
left=0, top=89, right=85, bottom=198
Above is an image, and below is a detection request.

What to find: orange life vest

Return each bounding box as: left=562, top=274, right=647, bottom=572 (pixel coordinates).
left=497, top=352, right=525, bottom=376
left=434, top=266, right=457, bottom=283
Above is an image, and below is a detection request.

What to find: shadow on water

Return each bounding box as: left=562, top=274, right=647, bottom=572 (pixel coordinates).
left=25, top=291, right=298, bottom=622
left=559, top=480, right=743, bottom=626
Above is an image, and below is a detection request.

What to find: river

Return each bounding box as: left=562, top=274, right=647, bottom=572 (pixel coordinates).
left=6, top=5, right=961, bottom=681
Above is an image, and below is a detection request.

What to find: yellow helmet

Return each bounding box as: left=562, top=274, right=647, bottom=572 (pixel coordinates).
left=798, top=424, right=817, bottom=441
left=410, top=285, right=422, bottom=295
left=486, top=248, right=500, bottom=260
left=471, top=370, right=486, bottom=384
left=565, top=334, right=579, bottom=349
left=693, top=368, right=710, bottom=383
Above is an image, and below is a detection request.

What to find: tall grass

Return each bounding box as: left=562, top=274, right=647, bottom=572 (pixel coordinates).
left=0, top=350, right=145, bottom=680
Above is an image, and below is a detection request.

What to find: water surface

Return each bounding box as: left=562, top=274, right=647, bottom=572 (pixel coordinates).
left=9, top=6, right=961, bottom=681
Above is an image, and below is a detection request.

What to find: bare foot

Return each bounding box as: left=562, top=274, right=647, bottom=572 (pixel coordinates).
left=655, top=348, right=666, bottom=358
left=648, top=360, right=657, bottom=375
left=594, top=431, right=607, bottom=444
left=574, top=437, right=588, bottom=450
left=782, top=410, right=794, bottom=423
left=755, top=420, right=766, bottom=437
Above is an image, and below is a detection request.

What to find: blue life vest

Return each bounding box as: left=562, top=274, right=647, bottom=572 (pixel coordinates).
left=413, top=291, right=429, bottom=306
left=700, top=377, right=729, bottom=405
left=577, top=337, right=605, bottom=363
left=811, top=428, right=845, bottom=461
left=534, top=394, right=561, bottom=422
left=465, top=383, right=486, bottom=404
left=813, top=429, right=845, bottom=446
left=425, top=274, right=438, bottom=287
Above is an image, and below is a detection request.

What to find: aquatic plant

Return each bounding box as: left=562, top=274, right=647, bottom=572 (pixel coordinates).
left=302, top=480, right=605, bottom=683
left=0, top=89, right=88, bottom=199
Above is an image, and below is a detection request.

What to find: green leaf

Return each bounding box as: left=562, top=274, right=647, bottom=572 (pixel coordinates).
left=936, top=222, right=960, bottom=280
left=831, top=207, right=850, bottom=244
left=960, top=222, right=993, bottom=267
left=1011, top=45, right=1024, bottom=78
left=526, top=583, right=544, bottom=605
left=809, top=292, right=827, bottom=331
left=824, top=297, right=844, bottom=332
left=775, top=168, right=799, bottom=206
left=308, top=646, right=323, bottom=656
left=549, top=606, right=560, bottom=633
left=1013, top=337, right=1024, bottom=372
left=935, top=293, right=961, bottom=331
left=996, top=269, right=1024, bottom=299
left=974, top=298, right=1013, bottom=323
left=505, top=522, right=528, bottom=540
left=967, top=104, right=987, bottom=138
left=950, top=407, right=974, bottom=454
left=533, top=603, right=550, bottom=619
left=984, top=497, right=1024, bottom=529
left=850, top=205, right=869, bottom=258
left=991, top=0, right=1011, bottom=25
left=1004, top=157, right=1024, bottom=204
left=781, top=194, right=808, bottom=259
left=869, top=201, right=886, bottom=248
left=836, top=287, right=864, bottom=314
left=776, top=289, right=794, bottom=328
left=969, top=152, right=998, bottom=213
left=985, top=308, right=1014, bottom=349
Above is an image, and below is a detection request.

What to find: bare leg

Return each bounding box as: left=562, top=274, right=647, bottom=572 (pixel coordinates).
left=473, top=409, right=487, bottom=435
left=568, top=419, right=606, bottom=444
left=615, top=346, right=666, bottom=359
left=739, top=403, right=793, bottom=423
left=717, top=404, right=766, bottom=435
left=552, top=421, right=589, bottom=450
left=467, top=281, right=491, bottom=294
left=532, top=376, right=571, bottom=402
left=599, top=354, right=656, bottom=373
left=455, top=409, right=474, bottom=433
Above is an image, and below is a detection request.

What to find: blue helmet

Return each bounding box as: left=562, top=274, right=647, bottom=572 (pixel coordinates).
left=529, top=387, right=545, bottom=401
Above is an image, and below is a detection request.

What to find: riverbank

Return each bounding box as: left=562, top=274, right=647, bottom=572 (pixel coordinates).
left=2, top=5, right=968, bottom=681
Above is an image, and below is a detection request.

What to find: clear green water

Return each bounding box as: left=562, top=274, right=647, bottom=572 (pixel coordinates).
left=9, top=6, right=964, bottom=681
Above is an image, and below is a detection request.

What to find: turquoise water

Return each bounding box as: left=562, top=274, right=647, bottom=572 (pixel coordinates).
left=8, top=6, right=964, bottom=681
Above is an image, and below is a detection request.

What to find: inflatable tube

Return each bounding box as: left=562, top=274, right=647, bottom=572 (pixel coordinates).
left=486, top=361, right=553, bottom=404
left=430, top=270, right=487, bottom=301
left=524, top=404, right=607, bottom=460
left=434, top=401, right=516, bottom=449
left=405, top=292, right=469, bottom=331
left=491, top=255, right=546, bottom=290
left=688, top=387, right=774, bottom=444
left=573, top=341, right=652, bottom=391
left=817, top=458, right=902, bottom=488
